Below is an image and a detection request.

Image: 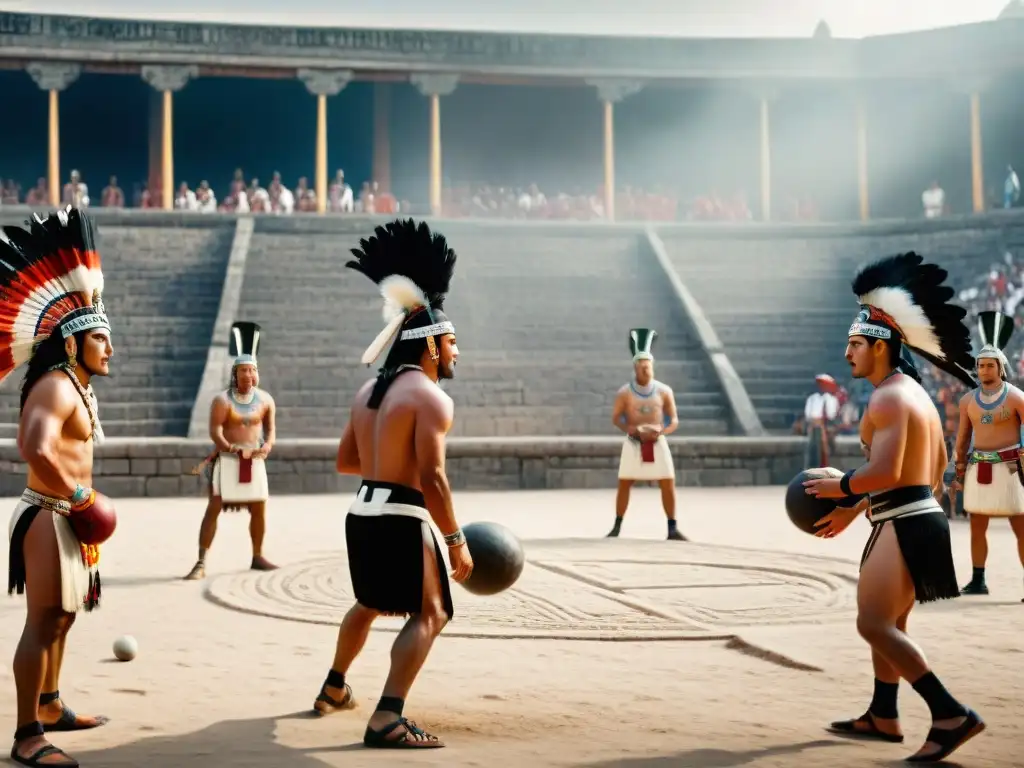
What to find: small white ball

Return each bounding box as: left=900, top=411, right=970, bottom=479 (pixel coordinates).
left=112, top=635, right=138, bottom=662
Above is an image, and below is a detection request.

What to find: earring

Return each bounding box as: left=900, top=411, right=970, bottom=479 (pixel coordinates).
left=66, top=353, right=77, bottom=371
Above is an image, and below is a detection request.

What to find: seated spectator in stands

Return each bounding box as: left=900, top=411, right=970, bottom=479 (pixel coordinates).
left=62, top=169, right=89, bottom=208
left=25, top=178, right=47, bottom=207
left=922, top=180, right=945, bottom=218
left=358, top=181, right=375, bottom=214
left=329, top=170, right=353, bottom=212
left=294, top=177, right=316, bottom=212
left=101, top=176, right=124, bottom=208
left=195, top=180, right=217, bottom=213
left=1006, top=165, right=1021, bottom=209
left=267, top=172, right=281, bottom=210
left=375, top=182, right=398, bottom=215
left=175, top=182, right=197, bottom=211
left=249, top=178, right=270, bottom=213
left=0, top=179, right=19, bottom=205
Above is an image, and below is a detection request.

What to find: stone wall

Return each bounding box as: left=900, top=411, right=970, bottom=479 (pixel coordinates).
left=0, top=436, right=865, bottom=497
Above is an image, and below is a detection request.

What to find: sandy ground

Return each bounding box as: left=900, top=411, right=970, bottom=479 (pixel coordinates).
left=0, top=486, right=1021, bottom=767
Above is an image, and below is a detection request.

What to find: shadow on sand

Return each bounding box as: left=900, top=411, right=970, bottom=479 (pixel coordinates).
left=578, top=739, right=847, bottom=767
left=70, top=714, right=361, bottom=767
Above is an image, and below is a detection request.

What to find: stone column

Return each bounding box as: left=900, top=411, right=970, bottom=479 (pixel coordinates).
left=856, top=94, right=870, bottom=221
left=411, top=74, right=459, bottom=216
left=26, top=62, right=81, bottom=207
left=141, top=65, right=198, bottom=211
left=754, top=88, right=779, bottom=222
left=373, top=83, right=392, bottom=193
left=298, top=69, right=352, bottom=214
left=952, top=77, right=990, bottom=213
left=586, top=79, right=642, bottom=222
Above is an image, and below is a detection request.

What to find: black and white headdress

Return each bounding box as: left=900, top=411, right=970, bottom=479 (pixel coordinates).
left=229, top=321, right=261, bottom=370
left=347, top=219, right=456, bottom=364
left=849, top=252, right=976, bottom=387
left=976, top=310, right=1014, bottom=379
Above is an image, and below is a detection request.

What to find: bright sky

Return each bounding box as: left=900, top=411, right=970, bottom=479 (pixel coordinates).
left=0, top=0, right=1012, bottom=39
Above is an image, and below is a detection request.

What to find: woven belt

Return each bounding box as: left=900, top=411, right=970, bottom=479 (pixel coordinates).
left=21, top=489, right=71, bottom=516
left=969, top=446, right=1020, bottom=464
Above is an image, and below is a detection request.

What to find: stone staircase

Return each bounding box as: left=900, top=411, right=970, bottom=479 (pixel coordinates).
left=661, top=232, right=873, bottom=432
left=0, top=221, right=233, bottom=438
left=660, top=214, right=1024, bottom=432
left=239, top=222, right=731, bottom=437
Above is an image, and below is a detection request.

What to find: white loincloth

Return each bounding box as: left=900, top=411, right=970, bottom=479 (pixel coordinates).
left=8, top=491, right=96, bottom=614
left=618, top=435, right=675, bottom=481
left=347, top=482, right=431, bottom=523
left=964, top=445, right=1024, bottom=517
left=212, top=453, right=269, bottom=504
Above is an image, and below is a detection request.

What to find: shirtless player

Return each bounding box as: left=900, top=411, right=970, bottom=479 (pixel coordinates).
left=312, top=219, right=473, bottom=749
left=184, top=322, right=277, bottom=580
left=608, top=328, right=685, bottom=540
left=3, top=207, right=113, bottom=767
left=805, top=252, right=985, bottom=763
left=949, top=311, right=1024, bottom=599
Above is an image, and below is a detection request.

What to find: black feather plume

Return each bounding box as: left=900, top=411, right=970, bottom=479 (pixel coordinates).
left=851, top=252, right=976, bottom=388
left=346, top=219, right=456, bottom=310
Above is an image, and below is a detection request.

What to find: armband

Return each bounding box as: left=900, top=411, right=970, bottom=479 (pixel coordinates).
left=444, top=529, right=466, bottom=547
left=839, top=471, right=856, bottom=497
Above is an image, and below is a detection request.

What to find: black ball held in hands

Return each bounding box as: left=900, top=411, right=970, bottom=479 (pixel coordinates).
left=784, top=470, right=864, bottom=535
left=459, top=522, right=525, bottom=596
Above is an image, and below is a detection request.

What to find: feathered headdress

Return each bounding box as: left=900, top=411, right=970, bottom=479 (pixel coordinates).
left=629, top=328, right=657, bottom=363
left=229, top=321, right=261, bottom=369
left=849, top=252, right=975, bottom=387
left=0, top=206, right=109, bottom=386
left=346, top=218, right=457, bottom=366
left=976, top=310, right=1014, bottom=378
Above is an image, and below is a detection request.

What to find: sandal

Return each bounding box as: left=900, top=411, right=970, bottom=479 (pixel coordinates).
left=363, top=717, right=445, bottom=749
left=827, top=711, right=904, bottom=743
left=313, top=682, right=356, bottom=716
left=39, top=691, right=109, bottom=733
left=10, top=742, right=79, bottom=767
left=905, top=709, right=986, bottom=763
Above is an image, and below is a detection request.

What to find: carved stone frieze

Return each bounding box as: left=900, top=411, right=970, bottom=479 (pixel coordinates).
left=141, top=64, right=198, bottom=92
left=586, top=78, right=643, bottom=104
left=298, top=68, right=353, bottom=97
left=26, top=61, right=81, bottom=92
left=411, top=73, right=460, bottom=98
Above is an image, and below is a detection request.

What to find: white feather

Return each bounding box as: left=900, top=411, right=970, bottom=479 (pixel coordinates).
left=361, top=313, right=406, bottom=366
left=858, top=286, right=943, bottom=358
left=379, top=275, right=427, bottom=322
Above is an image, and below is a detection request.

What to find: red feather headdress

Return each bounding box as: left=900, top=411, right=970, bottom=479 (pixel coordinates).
left=0, top=206, right=109, bottom=386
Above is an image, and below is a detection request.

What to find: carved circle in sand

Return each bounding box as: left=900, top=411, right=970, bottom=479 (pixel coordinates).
left=204, top=540, right=858, bottom=641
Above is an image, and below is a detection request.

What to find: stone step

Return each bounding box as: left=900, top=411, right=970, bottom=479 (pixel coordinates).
left=0, top=400, right=192, bottom=422
left=105, top=360, right=206, bottom=378
left=97, top=419, right=190, bottom=438
left=268, top=414, right=729, bottom=439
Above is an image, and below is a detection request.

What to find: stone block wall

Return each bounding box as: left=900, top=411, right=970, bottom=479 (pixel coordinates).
left=0, top=436, right=865, bottom=497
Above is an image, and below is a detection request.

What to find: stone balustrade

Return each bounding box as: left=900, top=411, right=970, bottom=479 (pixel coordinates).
left=0, top=436, right=865, bottom=497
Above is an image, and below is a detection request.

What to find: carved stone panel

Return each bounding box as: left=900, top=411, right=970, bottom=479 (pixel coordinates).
left=297, top=68, right=353, bottom=97
left=141, top=64, right=199, bottom=93
left=26, top=61, right=81, bottom=92
left=586, top=78, right=643, bottom=104
left=411, top=73, right=459, bottom=98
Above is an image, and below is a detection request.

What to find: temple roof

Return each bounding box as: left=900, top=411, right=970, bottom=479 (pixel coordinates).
left=1, top=0, right=1010, bottom=39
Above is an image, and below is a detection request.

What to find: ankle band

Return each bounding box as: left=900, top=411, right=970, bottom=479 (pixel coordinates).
left=376, top=696, right=405, bottom=716
left=14, top=721, right=43, bottom=741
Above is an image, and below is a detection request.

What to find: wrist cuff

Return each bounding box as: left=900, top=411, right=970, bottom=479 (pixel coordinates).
left=839, top=471, right=855, bottom=497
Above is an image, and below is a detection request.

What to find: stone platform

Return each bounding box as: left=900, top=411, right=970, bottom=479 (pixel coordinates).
left=0, top=435, right=865, bottom=496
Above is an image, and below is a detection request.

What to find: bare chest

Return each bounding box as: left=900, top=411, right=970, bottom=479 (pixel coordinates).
left=624, top=388, right=665, bottom=420
left=968, top=387, right=1019, bottom=428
